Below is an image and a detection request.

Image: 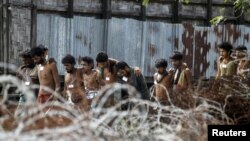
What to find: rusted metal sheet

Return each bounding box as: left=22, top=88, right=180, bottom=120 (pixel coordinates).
left=106, top=18, right=143, bottom=69
left=142, top=21, right=174, bottom=75
left=181, top=23, right=195, bottom=74
left=36, top=14, right=250, bottom=79
left=37, top=14, right=104, bottom=74
left=37, top=14, right=72, bottom=74
left=72, top=16, right=105, bottom=62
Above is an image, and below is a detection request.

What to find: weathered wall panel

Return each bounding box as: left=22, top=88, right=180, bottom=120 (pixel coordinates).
left=9, top=6, right=31, bottom=65
left=107, top=18, right=143, bottom=69
left=181, top=5, right=206, bottom=19
left=9, top=0, right=31, bottom=4
left=112, top=1, right=141, bottom=16
left=37, top=0, right=68, bottom=11
left=2, top=0, right=250, bottom=80
left=211, top=6, right=234, bottom=18
left=146, top=3, right=172, bottom=17
left=142, top=21, right=174, bottom=75
left=188, top=0, right=207, bottom=3
left=36, top=14, right=250, bottom=79
left=0, top=1, right=3, bottom=72
left=212, top=0, right=233, bottom=4
left=73, top=0, right=102, bottom=14
left=73, top=16, right=105, bottom=61
left=37, top=14, right=105, bottom=74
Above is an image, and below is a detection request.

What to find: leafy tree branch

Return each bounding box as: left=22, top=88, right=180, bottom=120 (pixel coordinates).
left=210, top=0, right=250, bottom=25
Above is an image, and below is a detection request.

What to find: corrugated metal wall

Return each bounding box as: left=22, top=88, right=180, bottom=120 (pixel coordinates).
left=36, top=13, right=250, bottom=79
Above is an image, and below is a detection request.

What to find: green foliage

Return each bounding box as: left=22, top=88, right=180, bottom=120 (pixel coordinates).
left=142, top=0, right=149, bottom=6
left=234, top=0, right=250, bottom=12
left=210, top=16, right=225, bottom=25
left=210, top=0, right=250, bottom=25
left=183, top=0, right=190, bottom=4
left=142, top=0, right=249, bottom=25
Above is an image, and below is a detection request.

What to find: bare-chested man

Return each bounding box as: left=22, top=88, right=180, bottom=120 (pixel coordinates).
left=95, top=52, right=118, bottom=84
left=62, top=55, right=88, bottom=111
left=38, top=44, right=57, bottom=64
left=216, top=42, right=237, bottom=79
left=30, top=46, right=61, bottom=103
left=95, top=52, right=142, bottom=107
left=234, top=45, right=250, bottom=82
left=78, top=56, right=105, bottom=106
left=153, top=59, right=173, bottom=104
left=16, top=49, right=39, bottom=102
left=170, top=51, right=192, bottom=93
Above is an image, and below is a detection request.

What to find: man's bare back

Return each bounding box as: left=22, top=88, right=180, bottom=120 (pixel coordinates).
left=154, top=72, right=173, bottom=102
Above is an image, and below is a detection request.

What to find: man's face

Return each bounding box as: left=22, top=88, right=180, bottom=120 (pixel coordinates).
left=32, top=55, right=44, bottom=64
left=219, top=48, right=229, bottom=59
left=21, top=57, right=33, bottom=66
left=63, top=63, right=74, bottom=73
left=97, top=61, right=108, bottom=68
left=156, top=67, right=166, bottom=74
left=236, top=50, right=246, bottom=59
left=79, top=61, right=92, bottom=73
left=117, top=68, right=128, bottom=77
left=171, top=59, right=181, bottom=68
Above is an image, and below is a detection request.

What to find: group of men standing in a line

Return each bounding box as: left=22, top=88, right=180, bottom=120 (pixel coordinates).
left=15, top=42, right=249, bottom=111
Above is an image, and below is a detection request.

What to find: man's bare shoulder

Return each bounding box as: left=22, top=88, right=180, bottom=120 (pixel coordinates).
left=48, top=58, right=57, bottom=64
left=47, top=61, right=57, bottom=69
left=109, top=58, right=118, bottom=63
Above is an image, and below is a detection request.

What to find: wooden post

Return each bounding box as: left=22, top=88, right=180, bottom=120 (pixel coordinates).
left=102, top=0, right=111, bottom=19
left=31, top=0, right=37, bottom=48
left=5, top=0, right=10, bottom=73
left=140, top=0, right=146, bottom=21
left=206, top=0, right=212, bottom=26
left=172, top=0, right=179, bottom=23
left=235, top=7, right=244, bottom=25
left=0, top=0, right=3, bottom=73
left=68, top=0, right=74, bottom=18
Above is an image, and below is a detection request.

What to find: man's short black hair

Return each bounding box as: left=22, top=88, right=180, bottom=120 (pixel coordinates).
left=19, top=49, right=32, bottom=58
left=155, top=58, right=168, bottom=68
left=96, top=52, right=108, bottom=62
left=30, top=46, right=44, bottom=57
left=170, top=51, right=183, bottom=60
left=218, top=42, right=233, bottom=53
left=79, top=56, right=94, bottom=69
left=79, top=56, right=94, bottom=65
left=115, top=61, right=129, bottom=70
left=37, top=44, right=48, bottom=52
left=235, top=45, right=247, bottom=51
left=61, top=54, right=76, bottom=65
